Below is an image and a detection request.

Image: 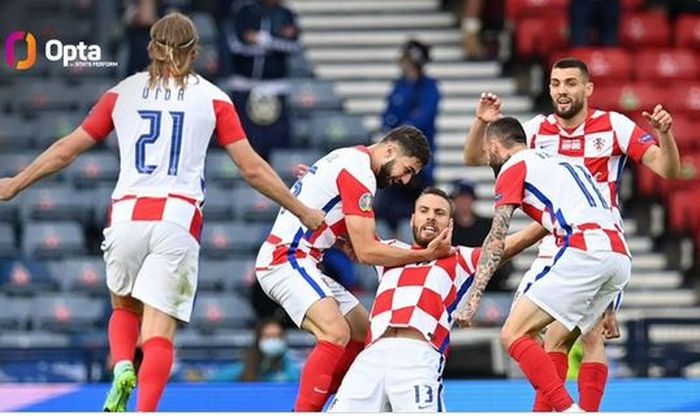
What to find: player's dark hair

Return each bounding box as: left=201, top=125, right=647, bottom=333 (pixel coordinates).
left=486, top=117, right=527, bottom=148
left=380, top=125, right=431, bottom=167
left=418, top=186, right=455, bottom=217
left=552, top=57, right=590, bottom=80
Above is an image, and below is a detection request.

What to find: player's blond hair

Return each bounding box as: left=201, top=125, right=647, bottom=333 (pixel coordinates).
left=147, top=12, right=199, bottom=90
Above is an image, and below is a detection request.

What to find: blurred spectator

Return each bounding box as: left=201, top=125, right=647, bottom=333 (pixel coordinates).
left=122, top=0, right=173, bottom=75
left=461, top=0, right=484, bottom=59
left=570, top=0, right=621, bottom=47
left=450, top=180, right=513, bottom=292
left=224, top=0, right=300, bottom=160
left=209, top=319, right=302, bottom=382
left=376, top=39, right=440, bottom=234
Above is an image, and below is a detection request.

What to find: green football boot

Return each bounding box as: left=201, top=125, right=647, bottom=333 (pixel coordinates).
left=103, top=362, right=136, bottom=412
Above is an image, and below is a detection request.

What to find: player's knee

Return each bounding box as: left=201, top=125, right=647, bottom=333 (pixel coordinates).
left=499, top=324, right=520, bottom=349
left=580, top=330, right=604, bottom=353
left=317, top=319, right=351, bottom=346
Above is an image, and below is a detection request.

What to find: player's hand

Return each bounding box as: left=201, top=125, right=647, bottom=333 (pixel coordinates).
left=0, top=178, right=19, bottom=201
left=476, top=92, right=502, bottom=124
left=426, top=221, right=456, bottom=259
left=642, top=104, right=673, bottom=134
left=455, top=295, right=480, bottom=327
left=294, top=164, right=309, bottom=180
left=300, top=208, right=325, bottom=231
left=602, top=309, right=621, bottom=340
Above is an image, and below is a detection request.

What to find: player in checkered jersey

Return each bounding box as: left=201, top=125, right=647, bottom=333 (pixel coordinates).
left=463, top=58, right=680, bottom=412
left=327, top=187, right=547, bottom=412
left=0, top=13, right=325, bottom=412
left=457, top=117, right=636, bottom=412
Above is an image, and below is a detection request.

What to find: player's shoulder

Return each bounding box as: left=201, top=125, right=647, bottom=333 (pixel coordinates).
left=524, top=113, right=548, bottom=127
left=110, top=71, right=149, bottom=94
left=328, top=146, right=372, bottom=168
left=189, top=74, right=231, bottom=102
left=589, top=108, right=635, bottom=128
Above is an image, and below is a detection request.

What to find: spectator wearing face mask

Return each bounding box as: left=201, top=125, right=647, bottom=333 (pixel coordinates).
left=210, top=319, right=302, bottom=382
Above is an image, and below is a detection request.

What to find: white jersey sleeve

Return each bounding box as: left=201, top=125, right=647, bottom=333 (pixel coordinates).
left=522, top=114, right=547, bottom=148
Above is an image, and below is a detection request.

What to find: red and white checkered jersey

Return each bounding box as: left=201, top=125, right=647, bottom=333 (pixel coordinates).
left=522, top=109, right=657, bottom=256
left=255, top=146, right=376, bottom=269
left=368, top=240, right=481, bottom=354
left=81, top=72, right=246, bottom=202
left=80, top=72, right=246, bottom=240
left=495, top=150, right=630, bottom=256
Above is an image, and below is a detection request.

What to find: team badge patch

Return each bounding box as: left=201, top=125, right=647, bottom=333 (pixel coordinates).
left=638, top=133, right=654, bottom=144
left=359, top=193, right=373, bottom=212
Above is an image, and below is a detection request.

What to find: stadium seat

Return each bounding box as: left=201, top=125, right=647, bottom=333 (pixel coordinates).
left=191, top=13, right=217, bottom=44
left=202, top=186, right=237, bottom=222
left=66, top=151, right=119, bottom=188
left=0, top=295, right=32, bottom=330
left=0, top=115, right=36, bottom=150
left=200, top=222, right=269, bottom=258
left=13, top=80, right=79, bottom=114
left=675, top=14, right=700, bottom=50
left=32, top=295, right=105, bottom=333
left=222, top=258, right=257, bottom=293
left=515, top=15, right=569, bottom=59
left=0, top=258, right=59, bottom=295
left=198, top=259, right=236, bottom=291
left=205, top=151, right=244, bottom=185
left=557, top=48, right=632, bottom=84
left=176, top=328, right=254, bottom=348
left=668, top=115, right=700, bottom=153
left=289, top=52, right=314, bottom=78
left=76, top=81, right=116, bottom=111
left=191, top=294, right=255, bottom=331
left=232, top=187, right=280, bottom=222
left=20, top=185, right=93, bottom=224
left=88, top=186, right=114, bottom=228
left=620, top=12, right=671, bottom=49
left=309, top=112, right=370, bottom=151
left=475, top=293, right=513, bottom=327
left=634, top=50, right=698, bottom=84
left=0, top=198, right=20, bottom=226
left=621, top=0, right=645, bottom=11
left=34, top=112, right=83, bottom=149
left=46, top=257, right=107, bottom=295
left=269, top=148, right=323, bottom=184
left=667, top=190, right=700, bottom=235
left=287, top=79, right=343, bottom=115
left=666, top=82, right=700, bottom=117
left=506, top=0, right=569, bottom=21
left=0, top=222, right=17, bottom=257
left=588, top=83, right=664, bottom=114
left=658, top=153, right=700, bottom=198
left=22, top=222, right=87, bottom=259
left=0, top=330, right=71, bottom=349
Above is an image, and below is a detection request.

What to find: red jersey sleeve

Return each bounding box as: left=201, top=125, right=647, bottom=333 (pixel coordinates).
left=337, top=168, right=375, bottom=218
left=625, top=125, right=658, bottom=164
left=494, top=161, right=526, bottom=208
left=81, top=91, right=117, bottom=141
left=213, top=99, right=247, bottom=146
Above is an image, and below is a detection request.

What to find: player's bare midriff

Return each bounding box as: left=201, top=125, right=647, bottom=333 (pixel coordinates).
left=380, top=326, right=426, bottom=342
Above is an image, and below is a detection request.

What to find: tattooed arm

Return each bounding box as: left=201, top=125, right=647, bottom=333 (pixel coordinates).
left=455, top=204, right=515, bottom=327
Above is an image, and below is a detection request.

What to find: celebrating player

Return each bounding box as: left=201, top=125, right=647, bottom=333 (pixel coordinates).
left=255, top=126, right=455, bottom=411
left=0, top=13, right=324, bottom=412
left=463, top=57, right=680, bottom=411
left=328, top=187, right=548, bottom=412
left=456, top=117, right=634, bottom=412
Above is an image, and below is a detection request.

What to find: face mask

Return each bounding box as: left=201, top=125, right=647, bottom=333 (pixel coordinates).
left=259, top=338, right=287, bottom=357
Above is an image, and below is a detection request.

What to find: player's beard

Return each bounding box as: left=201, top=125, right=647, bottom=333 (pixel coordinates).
left=553, top=94, right=584, bottom=119
left=376, top=159, right=395, bottom=189
left=412, top=222, right=438, bottom=248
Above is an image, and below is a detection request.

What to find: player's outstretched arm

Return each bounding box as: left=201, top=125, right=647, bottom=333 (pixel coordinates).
left=502, top=222, right=548, bottom=263
left=640, top=104, right=681, bottom=179
left=345, top=215, right=454, bottom=267
left=463, top=92, right=501, bottom=166
left=224, top=140, right=324, bottom=230
left=455, top=204, right=515, bottom=327
left=0, top=127, right=97, bottom=201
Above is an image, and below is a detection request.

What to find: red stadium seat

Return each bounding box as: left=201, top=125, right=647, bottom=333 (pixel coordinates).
left=621, top=0, right=645, bottom=11
left=666, top=82, right=700, bottom=117
left=620, top=13, right=671, bottom=48
left=516, top=16, right=569, bottom=59
left=675, top=14, right=700, bottom=50
left=589, top=83, right=667, bottom=114
left=554, top=48, right=632, bottom=84
left=668, top=115, right=700, bottom=153
left=506, top=0, right=569, bottom=21
left=634, top=50, right=698, bottom=83
left=667, top=190, right=700, bottom=234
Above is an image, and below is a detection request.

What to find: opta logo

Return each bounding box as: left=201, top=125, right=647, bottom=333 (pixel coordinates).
left=5, top=31, right=36, bottom=70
